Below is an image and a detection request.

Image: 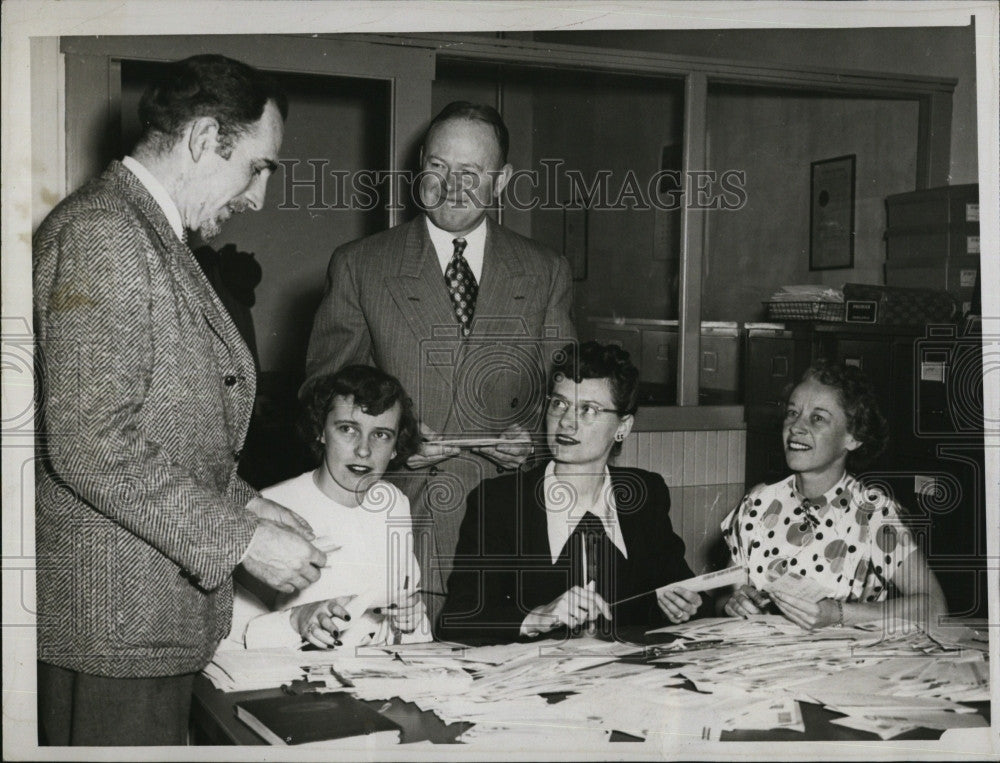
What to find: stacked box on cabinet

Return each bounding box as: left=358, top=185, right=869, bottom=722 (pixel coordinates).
left=842, top=283, right=958, bottom=326
left=884, top=184, right=980, bottom=314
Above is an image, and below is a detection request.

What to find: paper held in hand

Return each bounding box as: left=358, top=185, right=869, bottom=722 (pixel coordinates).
left=431, top=437, right=515, bottom=449
left=762, top=571, right=835, bottom=603
left=614, top=567, right=749, bottom=606
left=658, top=566, right=750, bottom=595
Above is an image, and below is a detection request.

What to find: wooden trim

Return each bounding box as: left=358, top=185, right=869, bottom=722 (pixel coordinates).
left=677, top=72, right=707, bottom=407
left=338, top=33, right=957, bottom=96
left=63, top=53, right=114, bottom=193
left=60, top=35, right=436, bottom=81
left=388, top=76, right=432, bottom=227
left=30, top=37, right=65, bottom=228
left=917, top=91, right=954, bottom=188
left=59, top=36, right=435, bottom=210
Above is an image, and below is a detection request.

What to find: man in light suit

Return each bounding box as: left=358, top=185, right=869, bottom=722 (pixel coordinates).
left=33, top=55, right=326, bottom=745
left=304, top=102, right=576, bottom=626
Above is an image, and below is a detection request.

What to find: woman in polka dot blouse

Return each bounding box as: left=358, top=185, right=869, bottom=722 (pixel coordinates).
left=719, top=360, right=947, bottom=630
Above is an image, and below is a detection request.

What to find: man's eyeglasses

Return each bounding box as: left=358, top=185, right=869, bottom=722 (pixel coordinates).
left=545, top=395, right=622, bottom=423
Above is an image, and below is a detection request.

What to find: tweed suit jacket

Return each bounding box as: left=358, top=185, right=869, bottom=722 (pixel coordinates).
left=303, top=215, right=576, bottom=622
left=438, top=464, right=710, bottom=644
left=33, top=161, right=260, bottom=678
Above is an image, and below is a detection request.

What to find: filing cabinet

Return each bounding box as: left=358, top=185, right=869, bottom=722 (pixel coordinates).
left=588, top=318, right=740, bottom=405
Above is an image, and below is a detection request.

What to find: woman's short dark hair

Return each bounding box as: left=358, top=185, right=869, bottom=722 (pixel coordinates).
left=549, top=341, right=640, bottom=457
left=137, top=54, right=288, bottom=156
left=794, top=358, right=889, bottom=472
left=424, top=101, right=509, bottom=166
left=300, top=365, right=419, bottom=465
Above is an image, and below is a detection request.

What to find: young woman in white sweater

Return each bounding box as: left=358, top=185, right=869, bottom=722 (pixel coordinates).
left=220, top=365, right=430, bottom=650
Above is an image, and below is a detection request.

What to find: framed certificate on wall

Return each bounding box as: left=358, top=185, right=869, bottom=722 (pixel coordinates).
left=810, top=154, right=856, bottom=270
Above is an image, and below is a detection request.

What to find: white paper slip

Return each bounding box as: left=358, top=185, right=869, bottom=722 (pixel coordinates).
left=313, top=536, right=343, bottom=554
left=763, top=570, right=834, bottom=603
left=658, top=566, right=749, bottom=595
left=613, top=567, right=748, bottom=607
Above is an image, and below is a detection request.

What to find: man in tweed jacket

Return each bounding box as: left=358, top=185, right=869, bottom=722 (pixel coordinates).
left=33, top=55, right=326, bottom=745
left=303, top=102, right=576, bottom=628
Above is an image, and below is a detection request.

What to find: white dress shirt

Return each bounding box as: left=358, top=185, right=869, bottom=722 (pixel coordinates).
left=122, top=155, right=185, bottom=243
left=425, top=214, right=487, bottom=283
left=543, top=460, right=629, bottom=565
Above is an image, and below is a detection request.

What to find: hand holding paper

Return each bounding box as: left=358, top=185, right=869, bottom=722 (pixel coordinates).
left=763, top=570, right=834, bottom=603
left=473, top=424, right=533, bottom=470
left=656, top=586, right=702, bottom=623
left=724, top=584, right=772, bottom=618
left=406, top=422, right=461, bottom=469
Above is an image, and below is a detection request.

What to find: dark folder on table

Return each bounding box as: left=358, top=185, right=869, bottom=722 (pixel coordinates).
left=235, top=692, right=402, bottom=745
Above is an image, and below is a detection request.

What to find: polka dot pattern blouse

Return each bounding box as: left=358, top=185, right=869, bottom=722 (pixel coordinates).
left=720, top=473, right=916, bottom=603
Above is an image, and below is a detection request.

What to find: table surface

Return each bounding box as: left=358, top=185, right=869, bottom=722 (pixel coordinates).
left=191, top=673, right=989, bottom=746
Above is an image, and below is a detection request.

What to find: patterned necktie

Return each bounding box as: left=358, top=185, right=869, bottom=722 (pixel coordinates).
left=445, top=237, right=477, bottom=337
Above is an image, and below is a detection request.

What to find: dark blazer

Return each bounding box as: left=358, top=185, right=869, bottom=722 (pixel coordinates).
left=437, top=463, right=706, bottom=644
left=33, top=161, right=260, bottom=677
left=303, top=215, right=576, bottom=624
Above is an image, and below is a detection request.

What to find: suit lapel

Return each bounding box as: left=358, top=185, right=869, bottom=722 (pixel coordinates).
left=386, top=218, right=460, bottom=388
left=472, top=218, right=531, bottom=332
left=113, top=163, right=256, bottom=389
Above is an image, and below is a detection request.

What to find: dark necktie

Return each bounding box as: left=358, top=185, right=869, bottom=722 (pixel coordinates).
left=444, top=237, right=477, bottom=337
left=571, top=512, right=615, bottom=599
left=568, top=512, right=616, bottom=637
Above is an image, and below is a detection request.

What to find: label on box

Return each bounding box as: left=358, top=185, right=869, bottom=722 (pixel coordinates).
left=960, top=269, right=978, bottom=288
left=966, top=203, right=979, bottom=222
left=920, top=361, right=946, bottom=383
left=967, top=235, right=980, bottom=254
left=845, top=300, right=878, bottom=323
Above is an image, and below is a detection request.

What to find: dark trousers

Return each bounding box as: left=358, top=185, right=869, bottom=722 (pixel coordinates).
left=37, top=661, right=194, bottom=746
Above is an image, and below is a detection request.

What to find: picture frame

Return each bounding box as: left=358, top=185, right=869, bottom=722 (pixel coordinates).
left=809, top=154, right=856, bottom=270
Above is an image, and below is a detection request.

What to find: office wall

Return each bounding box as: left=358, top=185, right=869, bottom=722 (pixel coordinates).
left=534, top=25, right=978, bottom=184
left=703, top=88, right=919, bottom=321
left=530, top=72, right=684, bottom=326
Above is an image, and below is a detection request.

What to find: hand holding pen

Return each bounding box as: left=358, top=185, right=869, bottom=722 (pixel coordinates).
left=372, top=575, right=427, bottom=644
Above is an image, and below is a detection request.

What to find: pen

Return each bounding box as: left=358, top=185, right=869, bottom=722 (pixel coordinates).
left=389, top=575, right=410, bottom=645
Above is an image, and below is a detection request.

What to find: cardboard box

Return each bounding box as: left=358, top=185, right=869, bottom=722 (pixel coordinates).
left=885, top=254, right=979, bottom=305
left=842, top=283, right=958, bottom=326
left=884, top=184, right=979, bottom=265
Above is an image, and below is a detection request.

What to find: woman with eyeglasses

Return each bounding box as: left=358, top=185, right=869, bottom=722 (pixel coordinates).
left=437, top=341, right=708, bottom=644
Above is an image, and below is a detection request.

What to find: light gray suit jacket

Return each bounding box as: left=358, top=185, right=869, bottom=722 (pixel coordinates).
left=33, top=161, right=260, bottom=677
left=303, top=215, right=575, bottom=623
